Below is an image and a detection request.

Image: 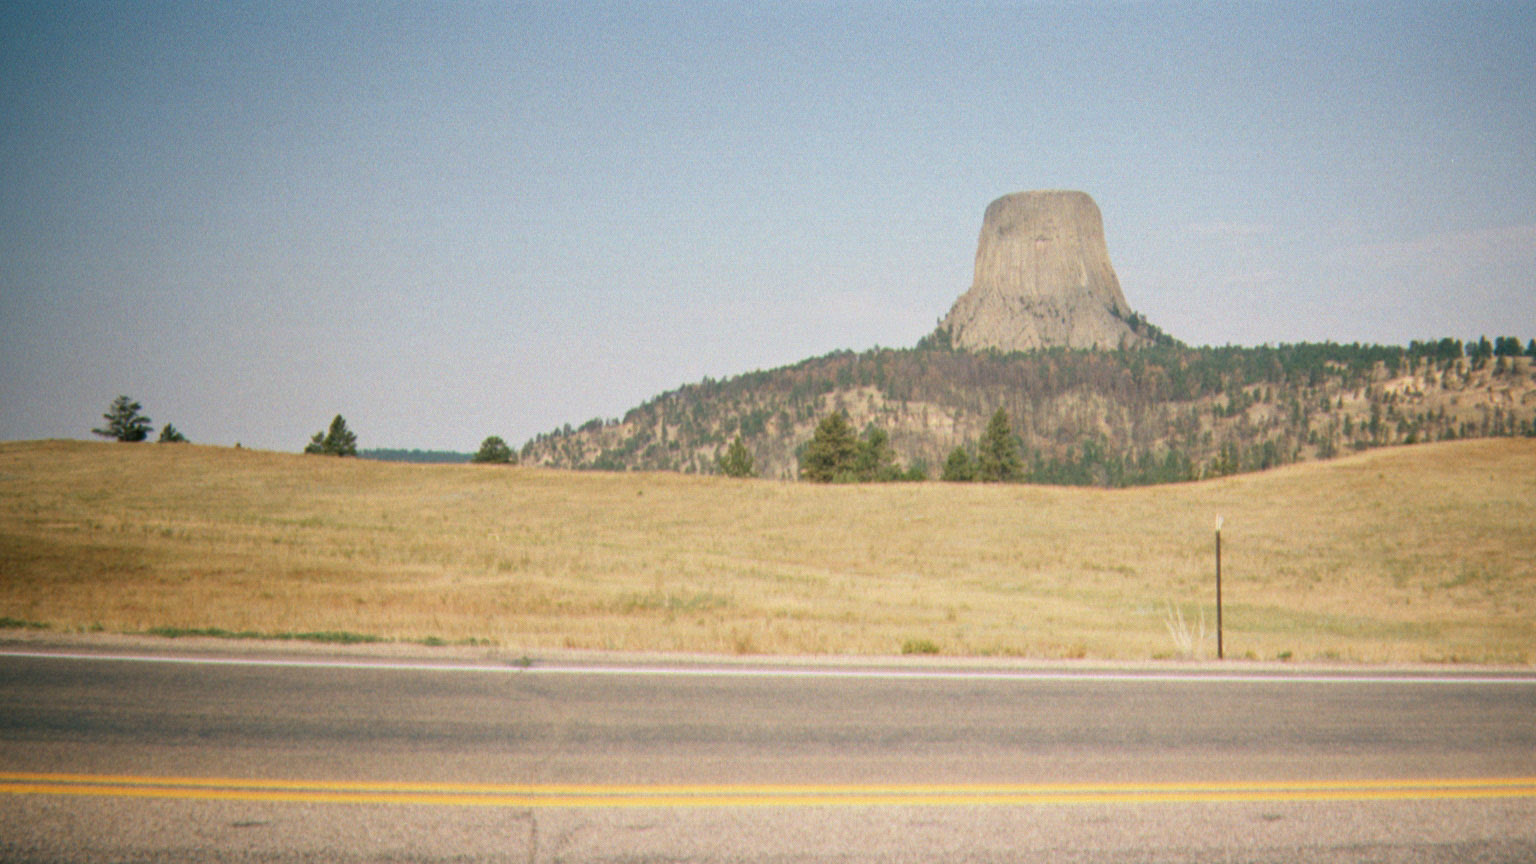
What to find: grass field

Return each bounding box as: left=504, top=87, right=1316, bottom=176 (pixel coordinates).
left=1, top=438, right=1532, bottom=663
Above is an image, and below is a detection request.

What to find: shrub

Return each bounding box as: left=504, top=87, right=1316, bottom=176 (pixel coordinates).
left=901, top=638, right=940, bottom=655
left=472, top=436, right=515, bottom=464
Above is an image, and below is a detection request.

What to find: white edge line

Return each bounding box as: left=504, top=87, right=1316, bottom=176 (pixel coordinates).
left=2, top=650, right=1534, bottom=685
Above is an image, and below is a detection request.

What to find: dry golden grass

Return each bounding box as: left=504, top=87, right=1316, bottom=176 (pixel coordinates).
left=2, top=438, right=1532, bottom=663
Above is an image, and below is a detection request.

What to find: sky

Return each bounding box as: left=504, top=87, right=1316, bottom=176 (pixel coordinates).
left=2, top=2, right=1533, bottom=452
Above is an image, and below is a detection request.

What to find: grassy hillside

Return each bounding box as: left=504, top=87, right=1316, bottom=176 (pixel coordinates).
left=2, top=438, right=1532, bottom=663
left=520, top=343, right=1536, bottom=483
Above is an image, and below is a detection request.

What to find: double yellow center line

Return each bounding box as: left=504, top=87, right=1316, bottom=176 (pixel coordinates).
left=3, top=773, right=1536, bottom=808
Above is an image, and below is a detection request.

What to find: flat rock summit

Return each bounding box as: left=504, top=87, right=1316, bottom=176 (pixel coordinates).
left=940, top=190, right=1151, bottom=352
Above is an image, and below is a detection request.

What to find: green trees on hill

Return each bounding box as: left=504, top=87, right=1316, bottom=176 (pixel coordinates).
left=976, top=409, right=1023, bottom=482
left=942, top=409, right=1022, bottom=483
left=92, top=396, right=153, bottom=442
left=524, top=333, right=1533, bottom=484
left=472, top=436, right=516, bottom=464
left=305, top=415, right=358, bottom=457
left=852, top=427, right=901, bottom=481
left=360, top=449, right=471, bottom=464
left=1407, top=338, right=1466, bottom=364
left=799, top=413, right=859, bottom=482
left=941, top=447, right=974, bottom=482
left=799, top=413, right=915, bottom=482
left=718, top=436, right=756, bottom=478
left=1492, top=336, right=1524, bottom=358
left=1459, top=335, right=1528, bottom=367
left=1467, top=336, right=1495, bottom=369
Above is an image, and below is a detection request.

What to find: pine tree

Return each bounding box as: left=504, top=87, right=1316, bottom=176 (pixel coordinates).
left=718, top=436, right=755, bottom=478
left=1467, top=335, right=1494, bottom=369
left=304, top=415, right=358, bottom=457
left=92, top=396, right=153, bottom=442
left=157, top=423, right=188, bottom=443
left=941, top=446, right=975, bottom=482
left=472, top=436, right=515, bottom=464
left=975, top=408, right=1022, bottom=482
left=853, top=426, right=900, bottom=482
left=799, top=412, right=859, bottom=482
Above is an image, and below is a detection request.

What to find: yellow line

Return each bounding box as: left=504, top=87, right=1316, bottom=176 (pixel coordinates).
left=4, top=772, right=1534, bottom=795
left=1, top=773, right=1534, bottom=809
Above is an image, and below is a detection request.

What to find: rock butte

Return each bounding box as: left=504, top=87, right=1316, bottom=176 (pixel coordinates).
left=940, top=190, right=1150, bottom=352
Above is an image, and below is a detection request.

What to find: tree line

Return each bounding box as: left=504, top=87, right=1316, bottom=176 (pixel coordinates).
left=88, top=396, right=518, bottom=465
left=796, top=407, right=1056, bottom=484
left=650, top=333, right=1536, bottom=485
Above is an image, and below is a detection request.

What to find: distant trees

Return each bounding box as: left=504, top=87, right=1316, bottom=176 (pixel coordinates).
left=718, top=436, right=756, bottom=478
left=975, top=409, right=1023, bottom=482
left=852, top=427, right=901, bottom=482
left=1462, top=335, right=1528, bottom=368
left=472, top=436, right=515, bottom=464
left=157, top=423, right=189, bottom=443
left=941, top=410, right=1023, bottom=483
left=92, top=396, right=153, bottom=442
left=1408, top=338, right=1464, bottom=365
left=941, top=446, right=974, bottom=482
left=304, top=415, right=358, bottom=457
left=799, top=413, right=910, bottom=482
left=1466, top=336, right=1495, bottom=369
left=1492, top=336, right=1524, bottom=358
left=800, top=413, right=860, bottom=482
left=914, top=324, right=954, bottom=352
left=519, top=334, right=1534, bottom=483
left=360, top=449, right=471, bottom=464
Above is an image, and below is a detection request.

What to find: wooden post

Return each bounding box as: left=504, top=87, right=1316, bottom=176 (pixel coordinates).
left=1215, top=516, right=1224, bottom=660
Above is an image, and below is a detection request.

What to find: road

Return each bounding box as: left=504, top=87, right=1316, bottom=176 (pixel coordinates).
left=2, top=643, right=1535, bottom=862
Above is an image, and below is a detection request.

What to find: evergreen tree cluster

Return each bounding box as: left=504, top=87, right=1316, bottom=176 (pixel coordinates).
left=942, top=409, right=1022, bottom=482
left=519, top=333, right=1536, bottom=486
left=92, top=395, right=188, bottom=444
left=305, top=415, right=358, bottom=457
left=799, top=413, right=921, bottom=482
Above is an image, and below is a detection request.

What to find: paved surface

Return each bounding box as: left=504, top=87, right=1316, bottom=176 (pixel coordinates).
left=2, top=643, right=1534, bottom=861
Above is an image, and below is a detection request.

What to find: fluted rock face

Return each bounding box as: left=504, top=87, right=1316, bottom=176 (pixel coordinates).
left=941, top=190, right=1147, bottom=352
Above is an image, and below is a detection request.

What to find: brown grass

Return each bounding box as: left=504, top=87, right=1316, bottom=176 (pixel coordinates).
left=1, top=438, right=1532, bottom=663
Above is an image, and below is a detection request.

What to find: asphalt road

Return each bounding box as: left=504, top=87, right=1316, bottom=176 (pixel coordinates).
left=2, top=643, right=1535, bottom=862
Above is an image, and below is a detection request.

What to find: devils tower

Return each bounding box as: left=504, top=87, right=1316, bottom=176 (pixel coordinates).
left=939, top=190, right=1150, bottom=352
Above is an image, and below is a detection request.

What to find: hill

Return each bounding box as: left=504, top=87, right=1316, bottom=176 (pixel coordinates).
left=519, top=342, right=1536, bottom=482
left=519, top=186, right=1536, bottom=476
left=1, top=438, right=1531, bottom=662
left=519, top=190, right=1532, bottom=483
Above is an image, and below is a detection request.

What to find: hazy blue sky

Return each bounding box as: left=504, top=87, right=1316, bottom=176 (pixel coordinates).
left=3, top=2, right=1533, bottom=452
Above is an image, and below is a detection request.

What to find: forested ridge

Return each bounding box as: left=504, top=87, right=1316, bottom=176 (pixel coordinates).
left=520, top=336, right=1536, bottom=486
